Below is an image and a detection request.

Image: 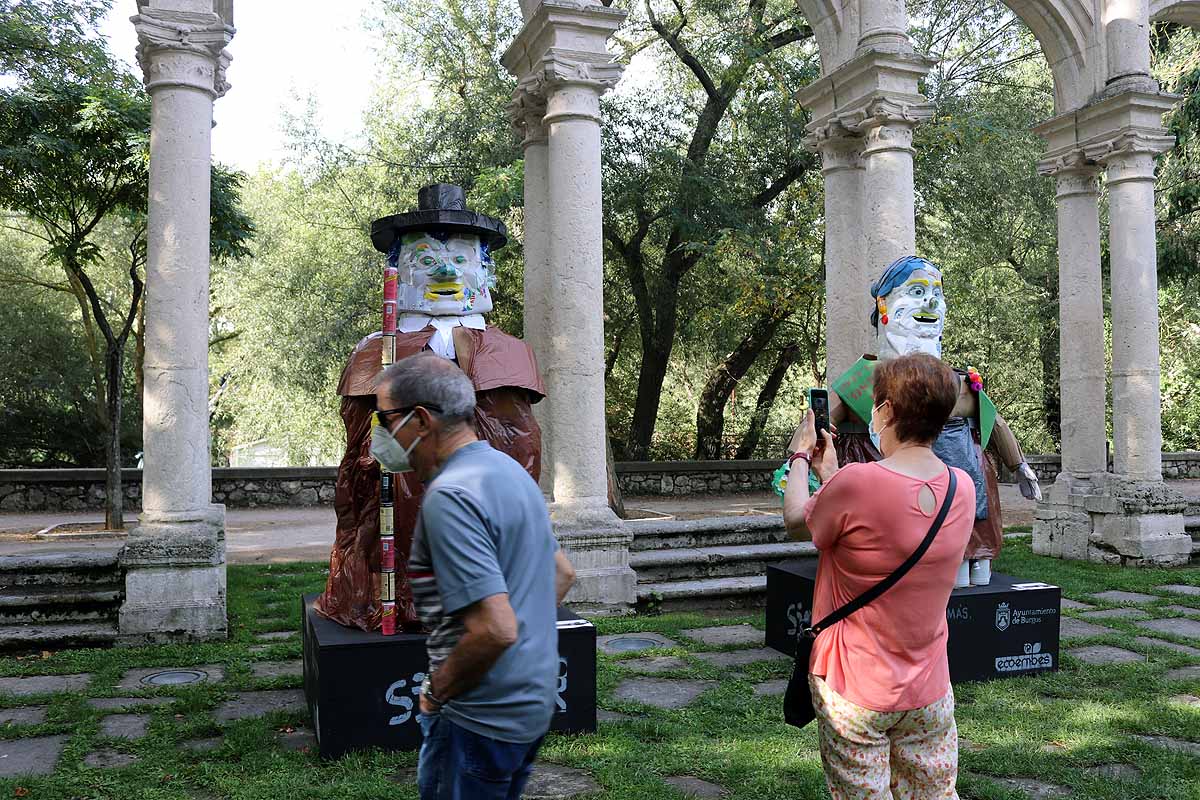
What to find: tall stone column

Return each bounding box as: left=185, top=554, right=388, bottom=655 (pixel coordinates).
left=1051, top=160, right=1108, bottom=479
left=510, top=84, right=554, bottom=498
left=1099, top=135, right=1169, bottom=482
left=1033, top=155, right=1107, bottom=559
left=502, top=1, right=635, bottom=610
left=859, top=108, right=921, bottom=281
left=121, top=2, right=234, bottom=641
left=810, top=127, right=866, bottom=381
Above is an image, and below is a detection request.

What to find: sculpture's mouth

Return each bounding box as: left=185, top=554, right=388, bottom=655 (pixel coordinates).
left=425, top=281, right=465, bottom=301
left=912, top=312, right=940, bottom=325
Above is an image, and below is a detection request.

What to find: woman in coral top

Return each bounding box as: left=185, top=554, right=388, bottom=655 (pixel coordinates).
left=783, top=354, right=976, bottom=800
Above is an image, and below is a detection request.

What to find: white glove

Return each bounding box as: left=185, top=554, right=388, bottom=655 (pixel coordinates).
left=1016, top=462, right=1042, bottom=501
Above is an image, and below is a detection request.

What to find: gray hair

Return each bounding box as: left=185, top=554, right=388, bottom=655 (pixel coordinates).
left=377, top=352, right=476, bottom=426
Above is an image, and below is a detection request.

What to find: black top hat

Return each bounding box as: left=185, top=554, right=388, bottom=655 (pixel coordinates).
left=370, top=184, right=508, bottom=254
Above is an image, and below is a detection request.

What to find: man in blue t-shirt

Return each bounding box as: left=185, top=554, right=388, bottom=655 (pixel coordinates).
left=372, top=352, right=576, bottom=800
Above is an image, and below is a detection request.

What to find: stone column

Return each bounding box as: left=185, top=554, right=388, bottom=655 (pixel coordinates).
left=1099, top=135, right=1170, bottom=482
left=121, top=2, right=234, bottom=642
left=859, top=106, right=922, bottom=273
left=1104, top=0, right=1155, bottom=91
left=1032, top=156, right=1107, bottom=560
left=510, top=84, right=554, bottom=498
left=502, top=1, right=635, bottom=610
left=1051, top=160, right=1108, bottom=479
left=810, top=127, right=866, bottom=381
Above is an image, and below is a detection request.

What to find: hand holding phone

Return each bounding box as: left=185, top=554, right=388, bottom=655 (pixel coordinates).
left=808, top=388, right=830, bottom=439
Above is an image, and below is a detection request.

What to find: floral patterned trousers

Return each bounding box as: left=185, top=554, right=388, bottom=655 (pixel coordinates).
left=808, top=674, right=959, bottom=800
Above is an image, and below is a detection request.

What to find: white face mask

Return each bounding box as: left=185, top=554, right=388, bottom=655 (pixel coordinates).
left=369, top=411, right=422, bottom=473
left=876, top=268, right=946, bottom=361
left=395, top=232, right=496, bottom=317
left=869, top=403, right=890, bottom=454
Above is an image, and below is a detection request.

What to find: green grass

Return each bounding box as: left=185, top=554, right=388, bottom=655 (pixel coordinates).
left=0, top=545, right=1197, bottom=799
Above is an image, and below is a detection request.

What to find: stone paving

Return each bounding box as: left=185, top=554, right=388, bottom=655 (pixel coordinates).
left=251, top=660, right=304, bottom=679
left=681, top=624, right=762, bottom=646
left=87, top=696, right=172, bottom=710
left=621, top=656, right=687, bottom=674
left=664, top=775, right=729, bottom=798
left=1090, top=590, right=1160, bottom=604
left=753, top=679, right=788, bottom=697
left=1078, top=608, right=1149, bottom=620
left=1133, top=636, right=1200, bottom=657
left=99, top=713, right=150, bottom=740
left=1059, top=599, right=1095, bottom=611
left=1137, top=618, right=1200, bottom=639
left=0, top=706, right=46, bottom=726
left=1135, top=734, right=1200, bottom=757
left=1157, top=584, right=1200, bottom=597
left=1060, top=618, right=1112, bottom=639
left=84, top=749, right=139, bottom=768
left=522, top=763, right=602, bottom=798
left=1067, top=645, right=1146, bottom=665
left=693, top=648, right=787, bottom=668
left=0, top=673, right=91, bottom=696
left=0, top=734, right=68, bottom=777
left=214, top=689, right=306, bottom=723
left=1163, top=605, right=1200, bottom=616
left=612, top=678, right=717, bottom=710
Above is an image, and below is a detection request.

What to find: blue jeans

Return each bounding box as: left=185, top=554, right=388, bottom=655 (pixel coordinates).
left=416, top=712, right=545, bottom=800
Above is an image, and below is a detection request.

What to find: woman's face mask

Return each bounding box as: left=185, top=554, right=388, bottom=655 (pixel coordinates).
left=869, top=402, right=891, bottom=454
left=370, top=411, right=422, bottom=473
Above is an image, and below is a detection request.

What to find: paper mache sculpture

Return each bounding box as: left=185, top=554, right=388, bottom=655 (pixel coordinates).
left=778, top=256, right=1042, bottom=587
left=314, top=184, right=545, bottom=633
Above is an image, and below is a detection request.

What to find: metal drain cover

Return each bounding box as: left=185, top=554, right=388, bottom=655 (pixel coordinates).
left=605, top=637, right=662, bottom=653
left=140, top=669, right=208, bottom=686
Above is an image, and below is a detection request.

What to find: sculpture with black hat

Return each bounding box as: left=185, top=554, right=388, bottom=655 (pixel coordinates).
left=314, top=184, right=547, bottom=634
left=303, top=184, right=596, bottom=757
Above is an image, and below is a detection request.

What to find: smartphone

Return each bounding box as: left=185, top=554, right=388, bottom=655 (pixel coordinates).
left=808, top=388, right=830, bottom=439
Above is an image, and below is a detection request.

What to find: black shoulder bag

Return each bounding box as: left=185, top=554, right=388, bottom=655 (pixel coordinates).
left=783, top=469, right=957, bottom=728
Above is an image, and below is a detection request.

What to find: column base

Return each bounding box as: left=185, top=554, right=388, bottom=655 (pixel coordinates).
left=118, top=504, right=228, bottom=643
left=1034, top=473, right=1191, bottom=567
left=552, top=500, right=635, bottom=613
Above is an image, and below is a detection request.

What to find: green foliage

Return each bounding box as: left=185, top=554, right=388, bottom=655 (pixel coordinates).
left=0, top=0, right=116, bottom=84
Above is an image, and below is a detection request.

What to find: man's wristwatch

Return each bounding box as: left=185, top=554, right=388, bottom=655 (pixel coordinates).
left=420, top=676, right=445, bottom=708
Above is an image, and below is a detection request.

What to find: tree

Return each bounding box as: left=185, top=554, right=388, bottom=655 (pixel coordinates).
left=604, top=0, right=820, bottom=459
left=0, top=80, right=252, bottom=527
left=0, top=0, right=114, bottom=83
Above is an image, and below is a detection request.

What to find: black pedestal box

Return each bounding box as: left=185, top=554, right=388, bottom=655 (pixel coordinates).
left=765, top=559, right=1060, bottom=683
left=301, top=594, right=597, bottom=758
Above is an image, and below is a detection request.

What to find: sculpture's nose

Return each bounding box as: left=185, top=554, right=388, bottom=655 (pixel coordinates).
left=430, top=261, right=460, bottom=279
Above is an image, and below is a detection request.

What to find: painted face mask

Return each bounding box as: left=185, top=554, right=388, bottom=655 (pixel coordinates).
left=393, top=232, right=496, bottom=316
left=875, top=267, right=946, bottom=360
left=369, top=412, right=422, bottom=474
left=869, top=403, right=890, bottom=453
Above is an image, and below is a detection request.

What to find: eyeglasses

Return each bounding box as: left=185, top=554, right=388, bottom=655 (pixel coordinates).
left=376, top=403, right=443, bottom=430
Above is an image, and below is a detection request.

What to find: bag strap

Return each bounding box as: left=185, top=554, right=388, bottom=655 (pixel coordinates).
left=806, top=469, right=957, bottom=638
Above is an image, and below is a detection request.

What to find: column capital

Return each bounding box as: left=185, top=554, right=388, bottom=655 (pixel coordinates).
left=132, top=6, right=234, bottom=97
left=1037, top=149, right=1103, bottom=196
left=804, top=122, right=864, bottom=171
left=1083, top=130, right=1176, bottom=183
left=507, top=77, right=549, bottom=148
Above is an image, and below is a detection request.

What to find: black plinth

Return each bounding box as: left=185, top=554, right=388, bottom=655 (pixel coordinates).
left=765, top=559, right=1060, bottom=682
left=301, top=594, right=596, bottom=758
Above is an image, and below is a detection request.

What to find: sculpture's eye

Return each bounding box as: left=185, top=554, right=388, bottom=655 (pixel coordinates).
left=421, top=256, right=437, bottom=267
left=454, top=255, right=467, bottom=265
left=909, top=285, right=925, bottom=298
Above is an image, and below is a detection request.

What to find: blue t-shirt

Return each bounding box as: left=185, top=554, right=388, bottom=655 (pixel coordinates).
left=408, top=440, right=559, bottom=743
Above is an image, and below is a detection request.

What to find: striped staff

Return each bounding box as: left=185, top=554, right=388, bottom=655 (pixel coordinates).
left=379, top=260, right=399, bottom=635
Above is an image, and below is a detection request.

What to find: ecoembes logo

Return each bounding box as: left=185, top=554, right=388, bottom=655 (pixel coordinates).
left=995, top=642, right=1053, bottom=673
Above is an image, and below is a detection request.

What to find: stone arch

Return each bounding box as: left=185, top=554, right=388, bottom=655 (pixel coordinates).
left=1150, top=0, right=1200, bottom=26
left=997, top=0, right=1095, bottom=111
left=795, top=0, right=857, bottom=73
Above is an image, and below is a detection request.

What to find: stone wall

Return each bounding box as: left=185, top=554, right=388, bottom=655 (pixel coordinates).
left=3, top=454, right=1200, bottom=511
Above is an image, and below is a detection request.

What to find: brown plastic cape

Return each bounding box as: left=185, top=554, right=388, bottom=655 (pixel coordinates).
left=314, top=326, right=545, bottom=632
left=833, top=368, right=1009, bottom=561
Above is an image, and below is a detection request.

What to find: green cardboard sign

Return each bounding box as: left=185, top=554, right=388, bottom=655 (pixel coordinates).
left=979, top=389, right=996, bottom=450
left=831, top=356, right=877, bottom=423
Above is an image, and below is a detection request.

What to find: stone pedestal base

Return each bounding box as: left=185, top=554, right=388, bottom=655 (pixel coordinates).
left=118, top=504, right=228, bottom=643
left=555, top=513, right=636, bottom=614
left=1034, top=473, right=1191, bottom=567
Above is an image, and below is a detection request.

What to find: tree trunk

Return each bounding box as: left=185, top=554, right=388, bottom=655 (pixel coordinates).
left=134, top=293, right=145, bottom=407
left=627, top=341, right=672, bottom=460
left=737, top=342, right=801, bottom=459
left=694, top=305, right=792, bottom=459
left=104, top=345, right=124, bottom=530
